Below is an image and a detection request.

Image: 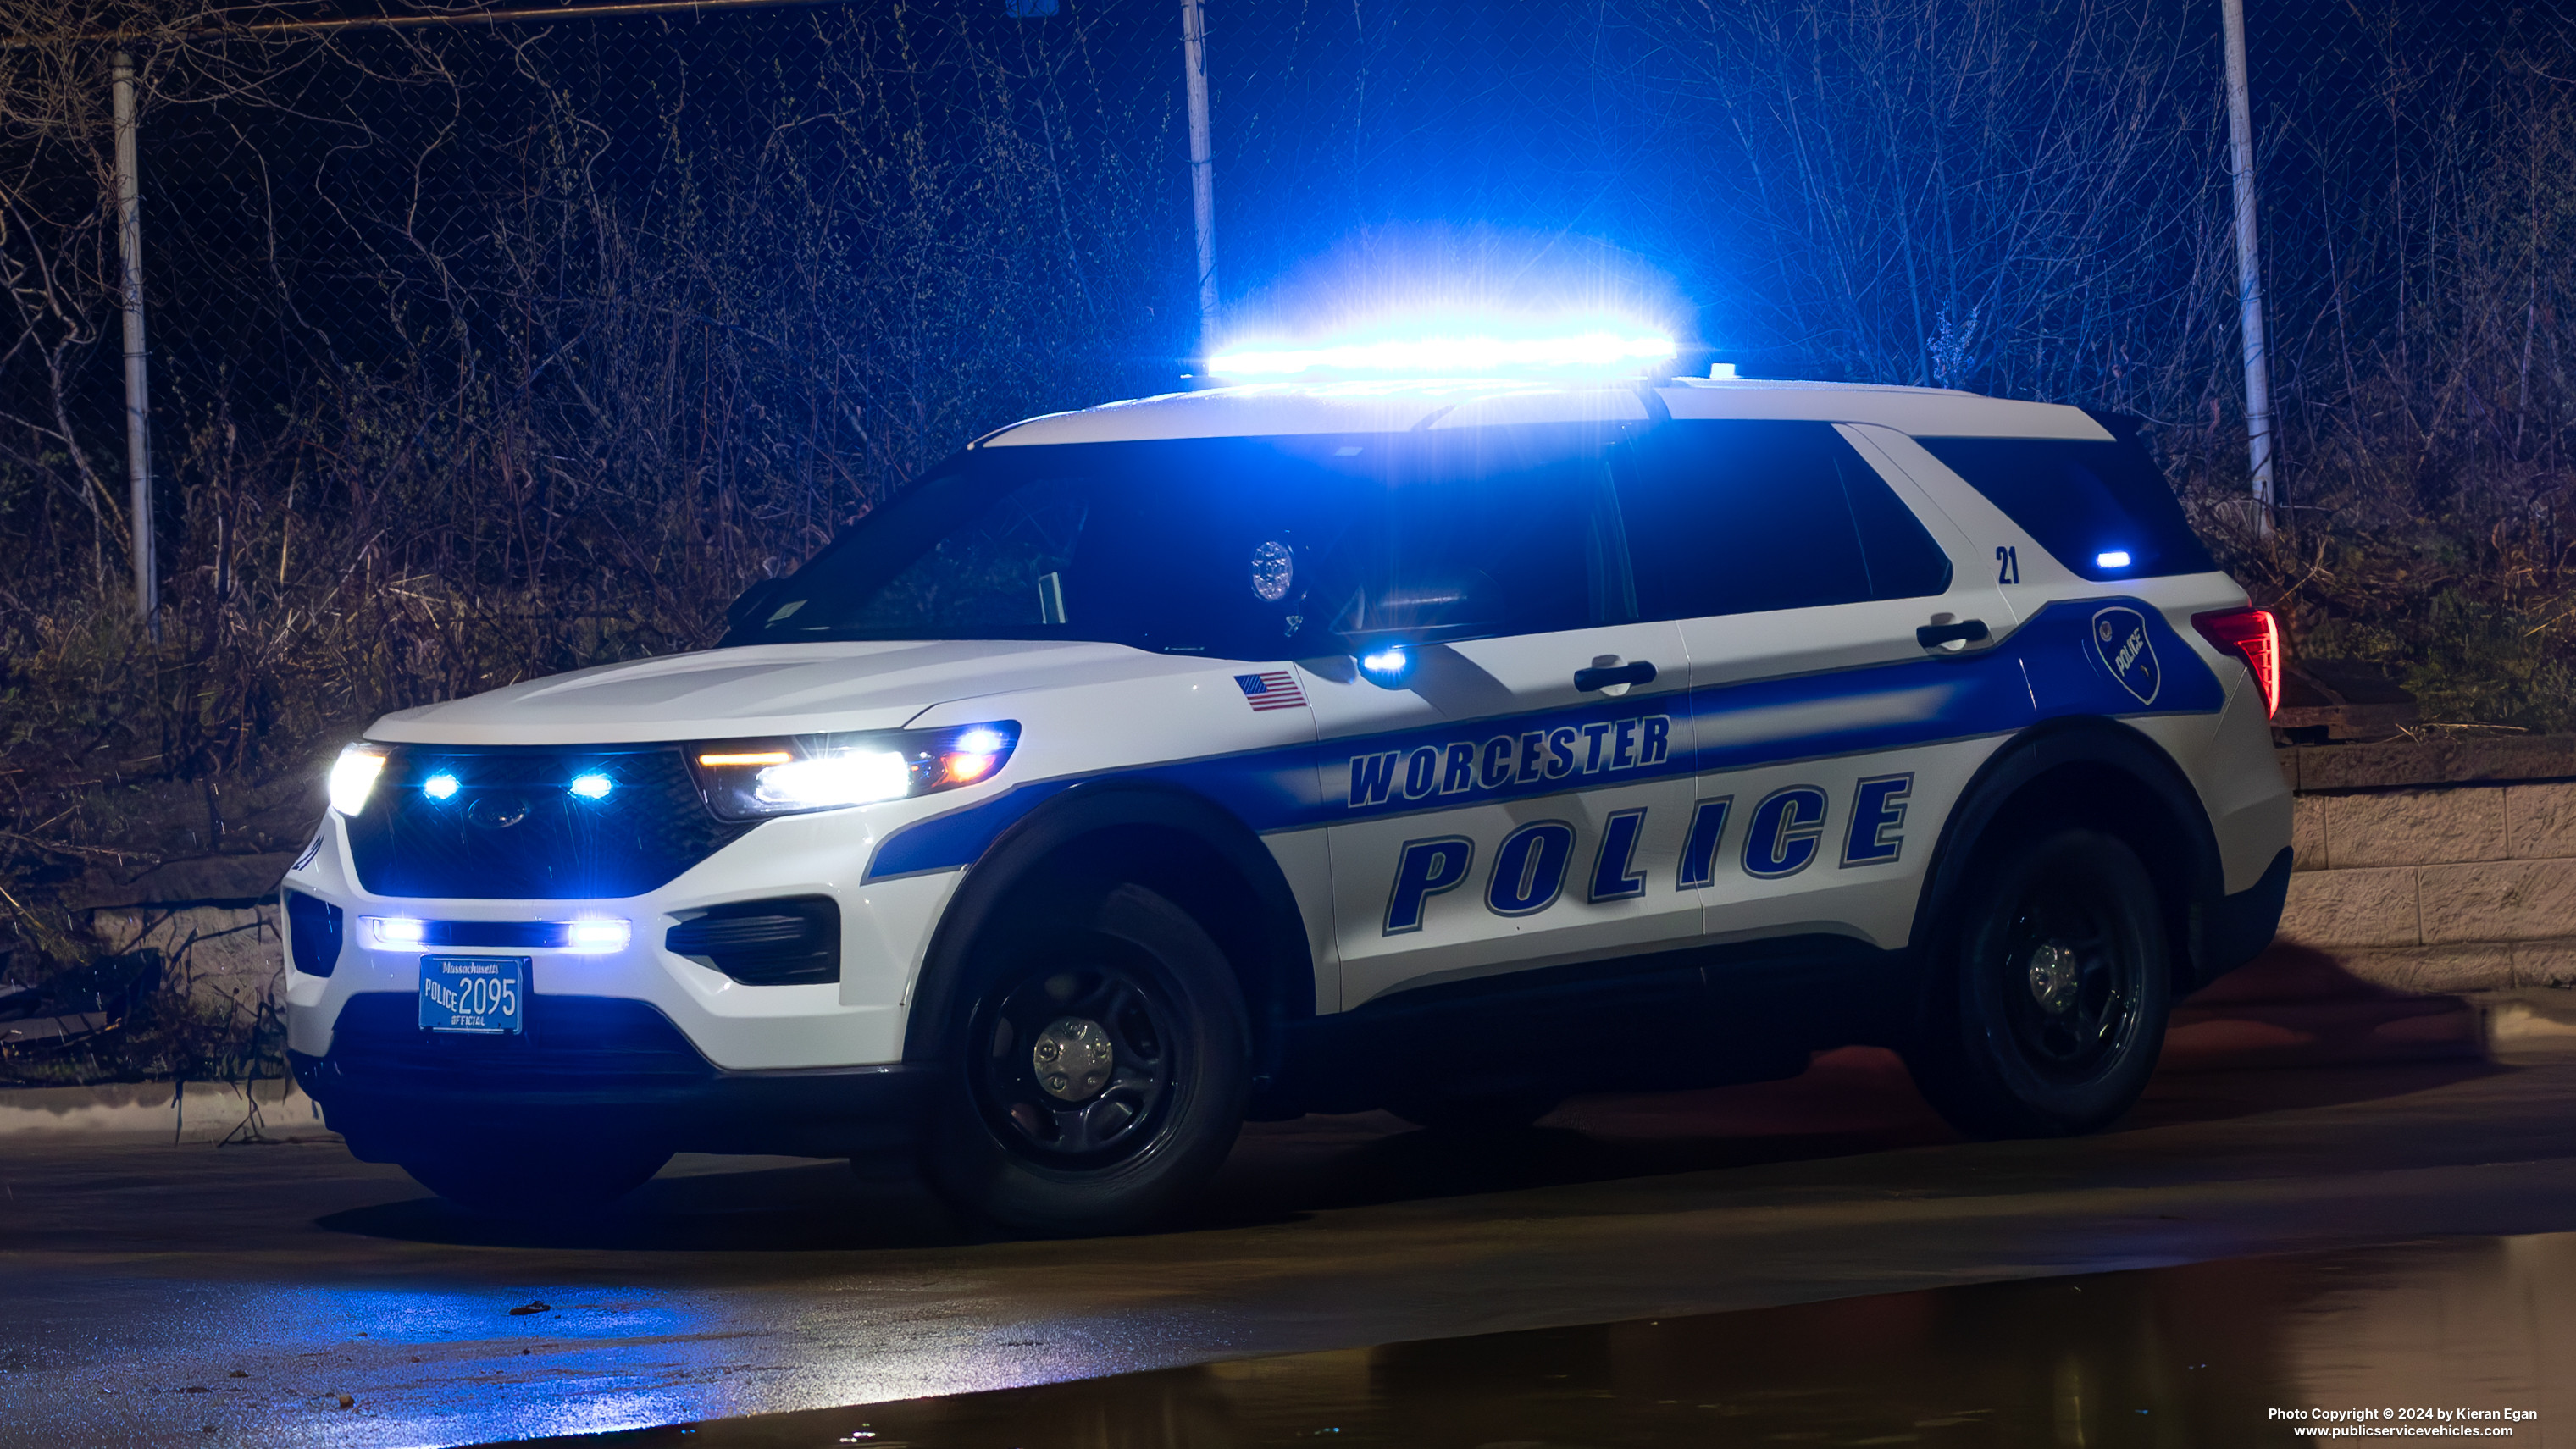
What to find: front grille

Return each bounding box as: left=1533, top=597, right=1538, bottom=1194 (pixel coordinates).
left=346, top=745, right=752, bottom=899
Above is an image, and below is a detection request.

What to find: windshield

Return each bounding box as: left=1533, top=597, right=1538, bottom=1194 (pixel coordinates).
left=719, top=429, right=1643, bottom=660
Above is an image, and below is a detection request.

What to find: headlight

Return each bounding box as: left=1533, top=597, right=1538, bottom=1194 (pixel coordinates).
left=688, top=722, right=1020, bottom=821
left=327, top=745, right=389, bottom=816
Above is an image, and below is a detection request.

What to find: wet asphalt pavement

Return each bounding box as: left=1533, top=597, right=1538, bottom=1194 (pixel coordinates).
left=7, top=1042, right=2576, bottom=1448
left=527, top=1231, right=2575, bottom=1449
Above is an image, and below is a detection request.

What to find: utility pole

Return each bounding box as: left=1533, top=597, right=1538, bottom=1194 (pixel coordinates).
left=1180, top=0, right=1216, bottom=360
left=2220, top=0, right=2275, bottom=538
left=113, top=50, right=156, bottom=634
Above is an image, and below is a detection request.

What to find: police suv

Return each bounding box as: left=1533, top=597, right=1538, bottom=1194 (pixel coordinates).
left=280, top=373, right=2292, bottom=1231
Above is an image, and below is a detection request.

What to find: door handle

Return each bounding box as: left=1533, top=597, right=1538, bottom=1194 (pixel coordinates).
left=1916, top=619, right=1992, bottom=650
left=1574, top=660, right=1659, bottom=692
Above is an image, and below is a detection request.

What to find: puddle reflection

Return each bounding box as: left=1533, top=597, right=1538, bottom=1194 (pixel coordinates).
left=516, top=1233, right=2576, bottom=1448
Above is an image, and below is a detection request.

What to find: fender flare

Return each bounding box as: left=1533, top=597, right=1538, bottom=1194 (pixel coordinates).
left=1908, top=716, right=2224, bottom=1009
left=903, top=779, right=1316, bottom=1068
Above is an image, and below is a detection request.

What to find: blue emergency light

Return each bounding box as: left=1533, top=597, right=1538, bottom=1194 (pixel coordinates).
left=1210, top=314, right=1676, bottom=381
left=1359, top=644, right=1415, bottom=689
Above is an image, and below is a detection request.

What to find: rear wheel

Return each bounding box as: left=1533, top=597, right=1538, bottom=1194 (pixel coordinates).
left=1907, top=828, right=2171, bottom=1138
left=920, top=883, right=1249, bottom=1236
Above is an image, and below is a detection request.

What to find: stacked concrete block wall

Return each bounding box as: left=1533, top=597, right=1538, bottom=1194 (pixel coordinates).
left=57, top=851, right=295, bottom=1018
left=87, top=901, right=283, bottom=1020
left=2277, top=738, right=2576, bottom=993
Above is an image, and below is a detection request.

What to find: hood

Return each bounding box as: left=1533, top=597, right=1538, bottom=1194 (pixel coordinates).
left=366, top=639, right=1196, bottom=746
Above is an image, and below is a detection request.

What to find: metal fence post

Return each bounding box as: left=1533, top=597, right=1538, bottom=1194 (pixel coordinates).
left=113, top=49, right=156, bottom=636
left=1180, top=0, right=1216, bottom=359
left=2220, top=0, right=2276, bottom=539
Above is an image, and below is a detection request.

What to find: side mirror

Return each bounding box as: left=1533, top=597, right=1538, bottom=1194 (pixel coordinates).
left=724, top=578, right=789, bottom=631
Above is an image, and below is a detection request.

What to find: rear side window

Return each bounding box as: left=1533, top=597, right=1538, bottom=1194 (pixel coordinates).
left=1614, top=420, right=1953, bottom=621
left=1914, top=435, right=2214, bottom=581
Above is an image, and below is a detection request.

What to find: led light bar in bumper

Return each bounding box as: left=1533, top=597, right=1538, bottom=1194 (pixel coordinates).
left=359, top=916, right=634, bottom=952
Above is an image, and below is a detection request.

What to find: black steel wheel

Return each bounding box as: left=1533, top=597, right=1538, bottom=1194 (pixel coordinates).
left=971, top=963, right=1179, bottom=1165
left=921, top=882, right=1249, bottom=1236
left=1907, top=828, right=2170, bottom=1138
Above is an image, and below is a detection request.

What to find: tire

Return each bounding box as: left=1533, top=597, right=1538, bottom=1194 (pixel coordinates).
left=1384, top=1089, right=1564, bottom=1136
left=400, top=1138, right=671, bottom=1217
left=919, top=882, right=1249, bottom=1236
left=1906, top=827, right=2172, bottom=1138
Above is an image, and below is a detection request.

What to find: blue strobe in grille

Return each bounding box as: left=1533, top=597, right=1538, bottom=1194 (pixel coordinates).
left=345, top=745, right=751, bottom=899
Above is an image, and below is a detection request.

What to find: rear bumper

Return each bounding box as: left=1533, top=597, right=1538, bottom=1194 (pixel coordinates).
left=292, top=992, right=928, bottom=1160
left=2199, top=845, right=2293, bottom=987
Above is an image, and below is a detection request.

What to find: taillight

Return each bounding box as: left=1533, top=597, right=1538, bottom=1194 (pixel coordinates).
left=2191, top=607, right=2280, bottom=718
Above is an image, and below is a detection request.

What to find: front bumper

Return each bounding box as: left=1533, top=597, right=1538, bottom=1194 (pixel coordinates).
left=283, top=800, right=969, bottom=1070
left=294, top=991, right=929, bottom=1160
left=281, top=789, right=972, bottom=1159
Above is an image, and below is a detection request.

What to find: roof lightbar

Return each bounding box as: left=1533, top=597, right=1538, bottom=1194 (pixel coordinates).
left=1209, top=329, right=1676, bottom=380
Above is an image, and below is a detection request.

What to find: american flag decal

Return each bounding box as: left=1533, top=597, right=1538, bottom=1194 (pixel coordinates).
left=1235, top=670, right=1307, bottom=711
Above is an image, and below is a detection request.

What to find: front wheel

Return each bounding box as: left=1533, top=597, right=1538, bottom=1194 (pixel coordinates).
left=920, top=883, right=1249, bottom=1236
left=1906, top=828, right=2171, bottom=1138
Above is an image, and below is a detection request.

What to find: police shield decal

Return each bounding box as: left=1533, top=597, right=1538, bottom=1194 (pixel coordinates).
left=2091, top=606, right=2161, bottom=705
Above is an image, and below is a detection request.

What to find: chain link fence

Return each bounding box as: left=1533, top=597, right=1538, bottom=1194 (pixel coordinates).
left=3, top=0, right=2575, bottom=1076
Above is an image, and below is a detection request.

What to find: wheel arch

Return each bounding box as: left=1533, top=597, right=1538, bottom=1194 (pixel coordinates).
left=1910, top=716, right=2224, bottom=1015
left=903, top=780, right=1317, bottom=1078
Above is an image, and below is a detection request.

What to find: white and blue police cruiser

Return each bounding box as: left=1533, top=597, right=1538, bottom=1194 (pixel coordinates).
left=280, top=360, right=2291, bottom=1231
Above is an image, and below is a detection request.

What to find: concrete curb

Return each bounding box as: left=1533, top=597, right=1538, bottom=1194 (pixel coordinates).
left=0, top=1077, right=325, bottom=1143
left=2476, top=988, right=2576, bottom=1045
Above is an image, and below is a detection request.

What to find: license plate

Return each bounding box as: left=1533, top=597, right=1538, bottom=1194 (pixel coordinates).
left=418, top=956, right=526, bottom=1035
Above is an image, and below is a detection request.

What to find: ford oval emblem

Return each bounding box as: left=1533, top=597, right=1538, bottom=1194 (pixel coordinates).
left=465, top=794, right=532, bottom=830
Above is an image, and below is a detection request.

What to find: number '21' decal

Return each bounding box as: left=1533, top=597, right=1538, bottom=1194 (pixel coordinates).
left=1995, top=545, right=2020, bottom=584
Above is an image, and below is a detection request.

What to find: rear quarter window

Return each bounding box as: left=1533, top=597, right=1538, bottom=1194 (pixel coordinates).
left=1913, top=434, right=2213, bottom=582
left=1615, top=419, right=1953, bottom=622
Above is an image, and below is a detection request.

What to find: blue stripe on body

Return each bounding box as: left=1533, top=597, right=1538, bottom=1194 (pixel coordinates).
left=861, top=745, right=1321, bottom=880
left=861, top=599, right=2224, bottom=882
